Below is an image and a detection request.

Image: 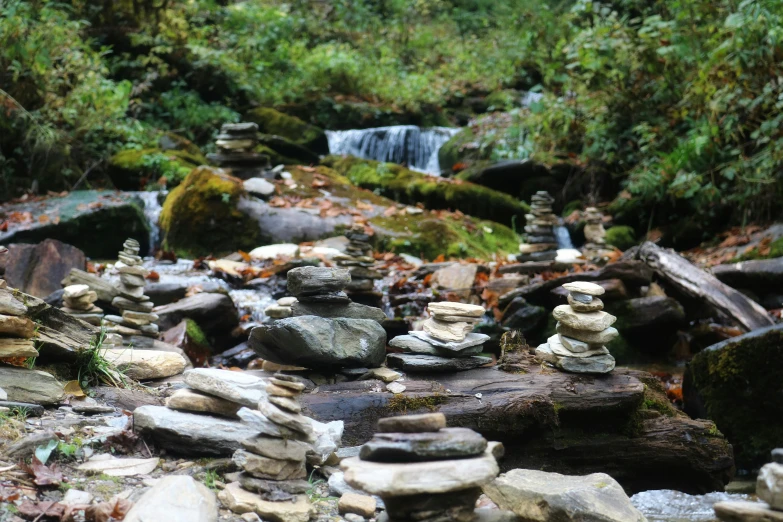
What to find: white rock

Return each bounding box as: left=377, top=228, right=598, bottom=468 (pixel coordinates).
left=277, top=297, right=298, bottom=306
left=307, top=418, right=344, bottom=466
left=558, top=335, right=591, bottom=353
left=408, top=331, right=489, bottom=352
left=77, top=455, right=159, bottom=476
left=386, top=382, right=406, bottom=394
left=555, top=249, right=585, bottom=264
left=249, top=244, right=300, bottom=260
left=244, top=178, right=276, bottom=198
left=0, top=386, right=6, bottom=401
left=548, top=335, right=608, bottom=358
left=552, top=305, right=616, bottom=332
left=124, top=475, right=218, bottom=522
left=219, top=482, right=313, bottom=522
left=427, top=302, right=485, bottom=318
left=184, top=368, right=268, bottom=407
left=422, top=318, right=474, bottom=342
left=562, top=282, right=605, bottom=296
left=62, top=489, right=93, bottom=506
left=99, top=348, right=187, bottom=380
left=63, top=284, right=90, bottom=299
left=758, top=462, right=783, bottom=510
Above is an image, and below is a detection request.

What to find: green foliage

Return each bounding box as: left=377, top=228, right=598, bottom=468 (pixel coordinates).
left=75, top=329, right=129, bottom=389
left=605, top=225, right=637, bottom=251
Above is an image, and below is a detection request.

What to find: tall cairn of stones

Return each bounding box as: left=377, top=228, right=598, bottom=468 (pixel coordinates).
left=387, top=302, right=491, bottom=373
left=518, top=191, right=559, bottom=263
left=336, top=224, right=384, bottom=302
left=0, top=289, right=37, bottom=361
left=582, top=207, right=612, bottom=262
left=103, top=239, right=159, bottom=339
left=342, top=413, right=501, bottom=522
left=535, top=282, right=617, bottom=374
left=61, top=284, right=103, bottom=326
left=206, top=122, right=268, bottom=178
left=219, top=373, right=315, bottom=522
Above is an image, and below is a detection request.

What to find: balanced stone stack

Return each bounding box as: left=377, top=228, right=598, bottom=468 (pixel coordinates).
left=0, top=288, right=37, bottom=361
left=582, top=207, right=612, bottom=262
left=206, top=122, right=268, bottom=178
left=518, top=191, right=559, bottom=263
left=264, top=296, right=297, bottom=320
left=714, top=448, right=783, bottom=521
left=342, top=413, right=500, bottom=522
left=219, top=373, right=315, bottom=522
left=387, top=302, right=491, bottom=373
left=535, top=282, right=617, bottom=374
left=336, top=224, right=384, bottom=302
left=60, top=284, right=103, bottom=325
left=103, top=239, right=159, bottom=338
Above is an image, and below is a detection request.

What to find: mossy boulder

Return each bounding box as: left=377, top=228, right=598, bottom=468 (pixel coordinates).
left=684, top=323, right=783, bottom=470
left=108, top=148, right=207, bottom=190
left=246, top=107, right=328, bottom=155
left=256, top=134, right=320, bottom=165
left=606, top=226, right=637, bottom=251
left=322, top=155, right=527, bottom=227
left=159, top=167, right=259, bottom=258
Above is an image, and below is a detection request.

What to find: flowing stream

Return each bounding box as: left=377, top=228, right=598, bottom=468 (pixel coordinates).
left=132, top=191, right=165, bottom=254
left=326, top=125, right=460, bottom=175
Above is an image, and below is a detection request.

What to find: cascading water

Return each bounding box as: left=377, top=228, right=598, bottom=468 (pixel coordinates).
left=554, top=225, right=574, bottom=249
left=132, top=191, right=165, bottom=254
left=326, top=125, right=460, bottom=175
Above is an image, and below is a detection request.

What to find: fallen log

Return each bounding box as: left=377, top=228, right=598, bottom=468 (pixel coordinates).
left=636, top=242, right=773, bottom=331
left=301, top=363, right=734, bottom=494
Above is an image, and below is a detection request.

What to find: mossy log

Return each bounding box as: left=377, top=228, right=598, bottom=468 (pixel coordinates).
left=301, top=363, right=734, bottom=494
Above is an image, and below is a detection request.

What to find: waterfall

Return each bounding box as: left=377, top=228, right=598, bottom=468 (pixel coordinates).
left=326, top=125, right=460, bottom=175
left=554, top=225, right=574, bottom=249
left=133, top=191, right=165, bottom=254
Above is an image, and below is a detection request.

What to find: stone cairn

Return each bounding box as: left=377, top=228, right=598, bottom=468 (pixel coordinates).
left=103, top=239, right=159, bottom=339
left=535, top=282, right=617, bottom=374
left=60, top=284, right=103, bottom=326
left=0, top=288, right=37, bottom=361
left=582, top=207, right=612, bottom=262
left=715, top=448, right=783, bottom=520
left=342, top=412, right=501, bottom=522
left=206, top=122, right=268, bottom=178
left=387, top=302, right=492, bottom=373
left=264, top=296, right=297, bottom=320
left=336, top=224, right=384, bottom=302
left=518, top=190, right=559, bottom=263
left=218, top=373, right=315, bottom=521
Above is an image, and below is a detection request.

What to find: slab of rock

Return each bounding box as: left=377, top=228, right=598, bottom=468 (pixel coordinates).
left=166, top=388, right=242, bottom=418
left=133, top=405, right=258, bottom=456
left=0, top=387, right=6, bottom=401
left=428, top=302, right=485, bottom=318
left=258, top=400, right=313, bottom=436
left=155, top=292, right=239, bottom=336
left=556, top=322, right=619, bottom=345
left=183, top=368, right=268, bottom=408
left=0, top=314, right=35, bottom=337
left=77, top=455, right=159, bottom=476
left=390, top=334, right=481, bottom=357
left=361, top=367, right=402, bottom=383
left=237, top=407, right=313, bottom=442
left=0, top=289, right=27, bottom=316
left=0, top=338, right=39, bottom=358
left=0, top=367, right=64, bottom=405
left=269, top=395, right=301, bottom=413
left=286, top=266, right=350, bottom=296
left=339, top=492, right=376, bottom=518
left=232, top=449, right=306, bottom=480
left=559, top=335, right=591, bottom=353
left=535, top=344, right=616, bottom=374
left=431, top=264, right=478, bottom=299
left=249, top=316, right=386, bottom=369
left=242, top=435, right=311, bottom=462
left=4, top=239, right=85, bottom=298
left=553, top=305, right=616, bottom=332
left=100, top=348, right=186, bottom=380
left=757, top=462, right=783, bottom=510
left=341, top=450, right=498, bottom=496
left=124, top=475, right=218, bottom=522
left=408, top=331, right=489, bottom=352
left=378, top=413, right=446, bottom=433
left=387, top=353, right=492, bottom=373
left=219, top=482, right=313, bottom=522
left=244, top=178, right=276, bottom=198
left=548, top=335, right=608, bottom=358
left=713, top=500, right=783, bottom=521
left=568, top=294, right=604, bottom=312
left=239, top=473, right=310, bottom=500
left=483, top=469, right=647, bottom=522
left=360, top=427, right=487, bottom=462
left=562, top=282, right=606, bottom=296
left=422, top=318, right=474, bottom=342
left=292, top=301, right=386, bottom=322
left=610, top=296, right=685, bottom=332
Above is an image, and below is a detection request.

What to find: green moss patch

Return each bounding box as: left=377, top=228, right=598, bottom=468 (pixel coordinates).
left=605, top=226, right=637, bottom=251
left=323, top=155, right=527, bottom=227
left=108, top=148, right=206, bottom=190
left=246, top=107, right=328, bottom=154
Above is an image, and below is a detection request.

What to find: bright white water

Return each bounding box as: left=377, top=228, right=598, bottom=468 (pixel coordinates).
left=630, top=490, right=754, bottom=521
left=326, top=125, right=460, bottom=175
left=133, top=191, right=165, bottom=253
left=554, top=225, right=574, bottom=249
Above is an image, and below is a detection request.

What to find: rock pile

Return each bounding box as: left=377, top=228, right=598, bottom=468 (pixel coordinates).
left=388, top=302, right=491, bottom=373
left=250, top=266, right=387, bottom=369
left=61, top=284, right=103, bottom=325
left=219, top=373, right=315, bottom=522
left=518, top=191, right=559, bottom=263
left=103, top=239, right=159, bottom=339
left=206, top=122, right=268, bottom=178
left=264, top=296, right=297, bottom=319
left=535, top=282, right=617, bottom=374
left=714, top=448, right=783, bottom=521
left=335, top=224, right=383, bottom=303
left=582, top=207, right=612, bottom=262
left=0, top=287, right=37, bottom=361
left=342, top=413, right=501, bottom=522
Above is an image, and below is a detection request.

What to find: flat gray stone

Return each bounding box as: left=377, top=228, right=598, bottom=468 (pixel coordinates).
left=386, top=353, right=492, bottom=373
left=556, top=322, right=619, bottom=345
left=239, top=473, right=310, bottom=502
left=257, top=399, right=314, bottom=437
left=389, top=335, right=482, bottom=357
left=562, top=282, right=606, bottom=296
left=713, top=500, right=783, bottom=521
left=568, top=294, right=604, bottom=312
left=536, top=343, right=616, bottom=374
left=0, top=367, right=64, bottom=405
left=237, top=407, right=314, bottom=442
left=360, top=427, right=487, bottom=462
left=241, top=435, right=311, bottom=461
left=548, top=335, right=608, bottom=358
left=232, top=449, right=306, bottom=480
left=378, top=413, right=446, bottom=433
left=287, top=266, right=350, bottom=296
left=183, top=368, right=268, bottom=408
left=483, top=469, right=646, bottom=522
left=244, top=178, right=276, bottom=198
left=123, top=475, right=218, bottom=522
left=408, top=331, right=489, bottom=352
left=553, top=305, right=616, bottom=332
left=292, top=301, right=386, bottom=322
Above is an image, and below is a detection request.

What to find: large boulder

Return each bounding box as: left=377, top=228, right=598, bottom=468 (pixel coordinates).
left=684, top=323, right=783, bottom=470
left=711, top=257, right=783, bottom=295
left=4, top=239, right=85, bottom=298
left=249, top=316, right=386, bottom=369
left=482, top=469, right=647, bottom=522
left=123, top=475, right=218, bottom=522
left=0, top=190, right=150, bottom=258
left=0, top=366, right=64, bottom=405
left=159, top=167, right=260, bottom=257
left=246, top=108, right=328, bottom=155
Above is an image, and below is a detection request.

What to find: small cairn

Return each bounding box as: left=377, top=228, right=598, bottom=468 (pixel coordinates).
left=264, top=296, right=297, bottom=320
left=715, top=448, right=783, bottom=520
left=518, top=190, right=559, bottom=263
left=103, top=238, right=159, bottom=338
left=206, top=122, right=268, bottom=178
left=582, top=207, right=612, bottom=262
left=218, top=373, right=315, bottom=521
left=336, top=224, right=384, bottom=301
left=61, top=284, right=103, bottom=326
left=387, top=302, right=491, bottom=373
left=535, top=282, right=617, bottom=374
left=342, top=413, right=501, bottom=522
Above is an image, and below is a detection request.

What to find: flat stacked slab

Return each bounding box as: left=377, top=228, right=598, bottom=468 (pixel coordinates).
left=342, top=413, right=500, bottom=522
left=60, top=284, right=103, bottom=325
left=388, top=302, right=491, bottom=373
left=264, top=296, right=297, bottom=319
left=0, top=288, right=37, bottom=361
left=517, top=191, right=559, bottom=264
left=103, top=238, right=159, bottom=338
left=535, top=282, right=617, bottom=374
